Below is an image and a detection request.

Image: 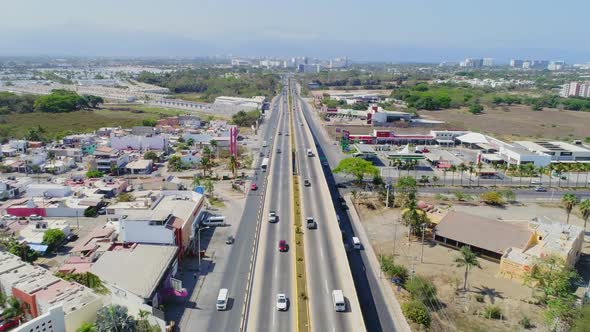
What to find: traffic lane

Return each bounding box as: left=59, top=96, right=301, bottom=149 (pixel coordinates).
left=205, top=96, right=280, bottom=331
left=298, top=95, right=385, bottom=331
left=296, top=111, right=345, bottom=332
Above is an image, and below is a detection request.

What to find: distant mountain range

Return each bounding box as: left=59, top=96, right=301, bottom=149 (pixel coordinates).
left=1, top=25, right=589, bottom=63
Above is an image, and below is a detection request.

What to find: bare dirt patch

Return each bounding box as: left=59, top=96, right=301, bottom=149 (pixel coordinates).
left=419, top=105, right=590, bottom=141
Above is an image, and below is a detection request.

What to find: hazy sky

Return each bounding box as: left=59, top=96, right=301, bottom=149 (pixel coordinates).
left=1, top=0, right=589, bottom=61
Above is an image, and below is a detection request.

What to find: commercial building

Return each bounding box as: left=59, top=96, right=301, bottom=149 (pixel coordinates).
left=460, top=58, right=484, bottom=68
left=92, top=146, right=129, bottom=173
left=0, top=251, right=103, bottom=332
left=515, top=140, right=590, bottom=162
left=560, top=81, right=590, bottom=98
left=297, top=64, right=321, bottom=73
left=91, top=243, right=181, bottom=330
left=109, top=133, right=169, bottom=151
left=113, top=191, right=205, bottom=260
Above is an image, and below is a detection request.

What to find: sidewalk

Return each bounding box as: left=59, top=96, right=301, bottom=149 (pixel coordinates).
left=344, top=194, right=412, bottom=332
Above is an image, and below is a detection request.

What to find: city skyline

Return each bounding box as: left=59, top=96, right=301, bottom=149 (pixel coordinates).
left=0, top=0, right=589, bottom=62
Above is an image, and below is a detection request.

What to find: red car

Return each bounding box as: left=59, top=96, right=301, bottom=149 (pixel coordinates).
left=278, top=240, right=288, bottom=252
left=251, top=183, right=258, bottom=190
left=0, top=317, right=20, bottom=331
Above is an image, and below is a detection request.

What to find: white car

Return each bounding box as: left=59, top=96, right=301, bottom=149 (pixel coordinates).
left=276, top=293, right=288, bottom=311
left=269, top=211, right=278, bottom=223
left=2, top=215, right=17, bottom=221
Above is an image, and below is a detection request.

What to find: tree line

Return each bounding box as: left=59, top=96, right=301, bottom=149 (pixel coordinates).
left=0, top=89, right=103, bottom=114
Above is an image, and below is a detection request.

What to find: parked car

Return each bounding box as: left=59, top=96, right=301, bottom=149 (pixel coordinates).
left=278, top=240, right=288, bottom=252
left=97, top=207, right=107, bottom=215
left=28, top=215, right=42, bottom=221
left=276, top=293, right=288, bottom=311
left=2, top=215, right=17, bottom=221
left=0, top=317, right=20, bottom=331
left=66, top=233, right=78, bottom=242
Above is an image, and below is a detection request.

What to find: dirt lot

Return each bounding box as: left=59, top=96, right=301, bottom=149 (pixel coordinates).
left=354, top=195, right=588, bottom=331
left=419, top=105, right=590, bottom=141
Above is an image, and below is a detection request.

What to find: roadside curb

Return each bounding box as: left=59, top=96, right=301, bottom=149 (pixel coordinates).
left=344, top=195, right=412, bottom=332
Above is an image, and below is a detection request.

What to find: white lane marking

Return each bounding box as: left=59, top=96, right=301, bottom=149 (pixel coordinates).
left=324, top=279, right=329, bottom=294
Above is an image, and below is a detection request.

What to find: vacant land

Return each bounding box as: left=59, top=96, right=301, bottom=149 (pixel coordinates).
left=172, top=93, right=206, bottom=103
left=419, top=105, right=590, bottom=141
left=354, top=195, right=587, bottom=331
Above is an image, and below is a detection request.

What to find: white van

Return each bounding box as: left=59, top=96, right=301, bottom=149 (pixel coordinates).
left=203, top=216, right=226, bottom=226
left=352, top=237, right=361, bottom=250
left=262, top=141, right=268, bottom=148
left=306, top=149, right=313, bottom=157
left=217, top=288, right=229, bottom=310
left=332, top=290, right=346, bottom=312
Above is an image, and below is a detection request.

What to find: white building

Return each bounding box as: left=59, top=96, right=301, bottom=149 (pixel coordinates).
left=515, top=141, right=590, bottom=162
left=26, top=184, right=73, bottom=198
left=92, top=146, right=129, bottom=173
left=91, top=244, right=178, bottom=331
left=18, top=219, right=71, bottom=245
left=498, top=144, right=552, bottom=167
left=483, top=58, right=494, bottom=66
left=109, top=133, right=169, bottom=151
left=14, top=305, right=66, bottom=332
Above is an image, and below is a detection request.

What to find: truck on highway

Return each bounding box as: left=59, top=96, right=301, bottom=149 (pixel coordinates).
left=261, top=158, right=269, bottom=171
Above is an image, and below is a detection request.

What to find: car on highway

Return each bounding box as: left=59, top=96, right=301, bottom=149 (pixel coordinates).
left=285, top=132, right=289, bottom=136
left=534, top=186, right=547, bottom=192
left=304, top=179, right=311, bottom=187
left=277, top=148, right=281, bottom=153
left=251, top=183, right=258, bottom=191
left=276, top=293, right=288, bottom=311
left=321, top=160, right=329, bottom=167
left=306, top=217, right=317, bottom=229
left=269, top=211, right=278, bottom=223
left=278, top=240, right=288, bottom=252
left=278, top=132, right=282, bottom=135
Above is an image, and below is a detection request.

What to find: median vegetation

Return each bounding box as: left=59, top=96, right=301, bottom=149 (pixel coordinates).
left=289, top=83, right=310, bottom=331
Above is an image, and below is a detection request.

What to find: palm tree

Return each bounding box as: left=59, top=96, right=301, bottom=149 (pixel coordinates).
left=579, top=199, right=590, bottom=231
left=454, top=246, right=481, bottom=291
left=3, top=297, right=23, bottom=321
left=442, top=168, right=448, bottom=186
left=467, top=162, right=475, bottom=187
left=476, top=162, right=483, bottom=187
left=401, top=194, right=428, bottom=241
left=204, top=180, right=214, bottom=197
left=432, top=175, right=439, bottom=186
left=457, top=163, right=467, bottom=186
left=547, top=163, right=554, bottom=188
left=210, top=139, right=219, bottom=159
left=562, top=193, right=579, bottom=224
left=228, top=155, right=238, bottom=178
left=192, top=176, right=201, bottom=189
left=449, top=165, right=457, bottom=186
left=200, top=157, right=211, bottom=177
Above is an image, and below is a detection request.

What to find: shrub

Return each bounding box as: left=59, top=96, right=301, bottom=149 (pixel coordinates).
left=482, top=305, right=502, bottom=320
left=86, top=169, right=104, bottom=178
left=480, top=191, right=505, bottom=206
left=402, top=300, right=431, bottom=327
left=84, top=206, right=97, bottom=217
left=519, top=315, right=533, bottom=329
left=405, top=276, right=438, bottom=305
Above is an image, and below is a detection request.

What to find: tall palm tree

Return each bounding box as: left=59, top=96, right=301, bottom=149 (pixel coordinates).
left=192, top=176, right=201, bottom=189
left=442, top=168, right=448, bottom=186
left=547, top=163, right=554, bottom=188
left=3, top=297, right=23, bottom=321
left=562, top=193, right=579, bottom=224
left=457, top=163, right=467, bottom=186
left=204, top=179, right=215, bottom=197
left=200, top=156, right=211, bottom=177
left=449, top=165, right=457, bottom=186
left=454, top=246, right=481, bottom=291
left=536, top=166, right=546, bottom=186
left=467, top=162, right=475, bottom=187
left=476, top=162, right=483, bottom=187
left=210, top=140, right=219, bottom=159
left=228, top=155, right=238, bottom=178
left=579, top=199, right=590, bottom=231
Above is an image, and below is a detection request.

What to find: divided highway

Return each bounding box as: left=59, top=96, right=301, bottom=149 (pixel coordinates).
left=247, top=90, right=296, bottom=331
left=202, top=92, right=283, bottom=332
left=291, top=83, right=366, bottom=332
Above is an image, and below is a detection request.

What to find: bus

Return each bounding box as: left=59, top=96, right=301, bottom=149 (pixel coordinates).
left=261, top=158, right=269, bottom=171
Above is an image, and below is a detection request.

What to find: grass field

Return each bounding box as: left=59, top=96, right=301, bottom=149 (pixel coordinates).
left=172, top=93, right=207, bottom=103
left=419, top=105, right=590, bottom=141
left=0, top=103, right=229, bottom=140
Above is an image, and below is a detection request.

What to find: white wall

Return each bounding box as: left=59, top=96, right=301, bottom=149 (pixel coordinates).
left=110, top=135, right=168, bottom=151
left=120, top=220, right=175, bottom=245
left=14, top=305, right=66, bottom=332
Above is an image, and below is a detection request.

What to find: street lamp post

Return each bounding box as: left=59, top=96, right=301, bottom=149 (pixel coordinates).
left=197, top=226, right=210, bottom=271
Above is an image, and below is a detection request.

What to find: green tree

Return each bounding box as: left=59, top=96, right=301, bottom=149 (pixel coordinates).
left=332, top=157, right=378, bottom=184
left=142, top=118, right=158, bottom=127
left=95, top=305, right=136, bottom=332
left=232, top=109, right=261, bottom=127
left=200, top=156, right=212, bottom=177
left=77, top=323, right=96, bottom=332
left=454, top=246, right=481, bottom=291
left=562, top=193, right=579, bottom=224
left=524, top=255, right=579, bottom=300
left=0, top=237, right=38, bottom=262
left=498, top=189, right=516, bottom=202
left=136, top=309, right=160, bottom=332
left=143, top=151, right=159, bottom=162
left=228, top=155, right=238, bottom=178
left=86, top=169, right=104, bottom=178
left=117, top=193, right=135, bottom=202
left=379, top=254, right=409, bottom=283
left=3, top=296, right=23, bottom=320
left=204, top=179, right=215, bottom=197
left=56, top=272, right=109, bottom=294
left=468, top=103, right=484, bottom=114
left=401, top=193, right=429, bottom=236
left=42, top=229, right=66, bottom=251
left=395, top=175, right=417, bottom=207
left=168, top=155, right=184, bottom=171
left=405, top=276, right=438, bottom=305
left=480, top=191, right=505, bottom=206
left=401, top=300, right=431, bottom=327
left=579, top=199, right=590, bottom=231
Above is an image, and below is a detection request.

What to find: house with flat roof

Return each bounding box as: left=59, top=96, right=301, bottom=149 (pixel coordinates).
left=90, top=243, right=182, bottom=330
left=125, top=159, right=153, bottom=174
left=0, top=251, right=103, bottom=332
left=515, top=140, right=590, bottom=162
left=115, top=191, right=205, bottom=260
